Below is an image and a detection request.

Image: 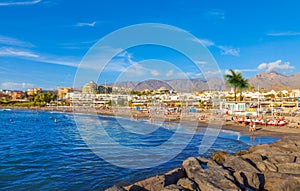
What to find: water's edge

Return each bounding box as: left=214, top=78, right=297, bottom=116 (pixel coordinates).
left=0, top=109, right=279, bottom=190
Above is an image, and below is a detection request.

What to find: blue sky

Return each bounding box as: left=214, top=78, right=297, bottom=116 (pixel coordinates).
left=0, top=0, right=300, bottom=90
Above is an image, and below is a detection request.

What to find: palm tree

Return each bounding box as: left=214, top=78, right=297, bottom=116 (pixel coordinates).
left=237, top=78, right=249, bottom=101
left=224, top=69, right=242, bottom=101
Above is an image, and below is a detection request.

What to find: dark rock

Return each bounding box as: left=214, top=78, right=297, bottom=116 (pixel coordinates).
left=256, top=160, right=278, bottom=172
left=277, top=163, right=300, bottom=174
left=128, top=185, right=148, bottom=191
left=224, top=156, right=259, bottom=173
left=162, top=184, right=187, bottom=191
left=182, top=157, right=203, bottom=179
left=126, top=168, right=185, bottom=191
left=192, top=167, right=240, bottom=191
left=164, top=168, right=186, bottom=185
left=196, top=156, right=210, bottom=164
left=249, top=144, right=271, bottom=155
left=269, top=154, right=296, bottom=164
left=233, top=171, right=261, bottom=190
left=210, top=151, right=228, bottom=165
left=264, top=171, right=300, bottom=191
left=177, top=178, right=199, bottom=191
left=105, top=185, right=127, bottom=191
left=184, top=157, right=238, bottom=190
left=236, top=150, right=249, bottom=156
left=295, top=152, right=300, bottom=163
left=241, top=153, right=264, bottom=165
left=272, top=137, right=300, bottom=151
left=128, top=175, right=164, bottom=191
left=207, top=160, right=222, bottom=168
left=121, top=136, right=300, bottom=191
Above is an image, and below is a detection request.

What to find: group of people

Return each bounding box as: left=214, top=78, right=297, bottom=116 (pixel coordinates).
left=233, top=116, right=288, bottom=127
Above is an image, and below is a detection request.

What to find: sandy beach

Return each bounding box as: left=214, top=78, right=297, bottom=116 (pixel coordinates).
left=3, top=105, right=300, bottom=138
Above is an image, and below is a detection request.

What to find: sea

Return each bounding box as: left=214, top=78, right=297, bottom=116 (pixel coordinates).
left=0, top=109, right=279, bottom=190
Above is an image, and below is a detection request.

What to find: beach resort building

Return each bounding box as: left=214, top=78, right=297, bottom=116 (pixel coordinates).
left=11, top=91, right=26, bottom=101
left=82, top=81, right=98, bottom=94
left=57, top=87, right=73, bottom=99
left=27, top=88, right=42, bottom=96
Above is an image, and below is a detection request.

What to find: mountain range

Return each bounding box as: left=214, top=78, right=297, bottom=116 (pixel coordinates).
left=109, top=71, right=300, bottom=92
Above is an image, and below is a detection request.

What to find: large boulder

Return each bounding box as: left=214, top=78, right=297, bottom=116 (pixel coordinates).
left=235, top=150, right=249, bottom=156
left=182, top=156, right=240, bottom=190
left=264, top=171, right=300, bottom=191
left=268, top=154, right=296, bottom=164
left=196, top=156, right=210, bottom=164
left=272, top=136, right=300, bottom=151
left=233, top=171, right=261, bottom=190
left=126, top=168, right=185, bottom=191
left=105, top=185, right=127, bottom=191
left=277, top=163, right=300, bottom=174
left=210, top=151, right=228, bottom=165
left=249, top=144, right=271, bottom=155
left=223, top=156, right=259, bottom=173
left=177, top=178, right=199, bottom=191
left=192, top=167, right=240, bottom=191
left=256, top=160, right=278, bottom=172
left=182, top=157, right=203, bottom=179
left=162, top=184, right=187, bottom=191
left=116, top=136, right=300, bottom=191
left=241, top=153, right=264, bottom=164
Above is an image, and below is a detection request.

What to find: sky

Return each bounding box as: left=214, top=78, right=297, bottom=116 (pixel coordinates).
left=0, top=0, right=300, bottom=90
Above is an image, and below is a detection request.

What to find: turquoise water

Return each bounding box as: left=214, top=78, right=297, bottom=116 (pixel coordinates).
left=0, top=109, right=279, bottom=190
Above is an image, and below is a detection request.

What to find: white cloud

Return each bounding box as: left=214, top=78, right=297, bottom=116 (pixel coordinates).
left=150, top=70, right=160, bottom=76
left=182, top=72, right=203, bottom=79
left=206, top=9, right=225, bottom=20
left=257, top=63, right=267, bottom=70
left=166, top=70, right=174, bottom=77
left=0, top=47, right=80, bottom=67
left=190, top=38, right=239, bottom=56
left=0, top=0, right=41, bottom=6
left=257, top=60, right=294, bottom=72
left=204, top=70, right=222, bottom=77
left=1, top=82, right=34, bottom=90
left=37, top=57, right=79, bottom=67
left=101, top=51, right=139, bottom=72
left=0, top=48, right=39, bottom=58
left=0, top=35, right=34, bottom=47
left=267, top=31, right=300, bottom=37
left=75, top=21, right=96, bottom=27
left=195, top=60, right=208, bottom=65
left=218, top=46, right=240, bottom=56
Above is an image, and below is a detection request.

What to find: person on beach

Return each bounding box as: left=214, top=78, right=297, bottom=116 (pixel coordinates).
left=249, top=121, right=256, bottom=132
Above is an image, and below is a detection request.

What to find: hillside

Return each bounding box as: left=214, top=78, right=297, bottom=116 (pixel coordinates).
left=109, top=71, right=300, bottom=92
left=249, top=71, right=300, bottom=90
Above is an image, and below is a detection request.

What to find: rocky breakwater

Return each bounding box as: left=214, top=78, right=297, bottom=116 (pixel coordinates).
left=106, top=136, right=300, bottom=191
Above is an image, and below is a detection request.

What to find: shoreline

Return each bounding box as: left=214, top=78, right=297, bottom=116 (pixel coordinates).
left=2, top=105, right=299, bottom=138
left=3, top=106, right=300, bottom=190
left=107, top=136, right=300, bottom=191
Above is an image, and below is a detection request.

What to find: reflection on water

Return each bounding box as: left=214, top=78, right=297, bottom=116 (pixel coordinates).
left=0, top=110, right=279, bottom=190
